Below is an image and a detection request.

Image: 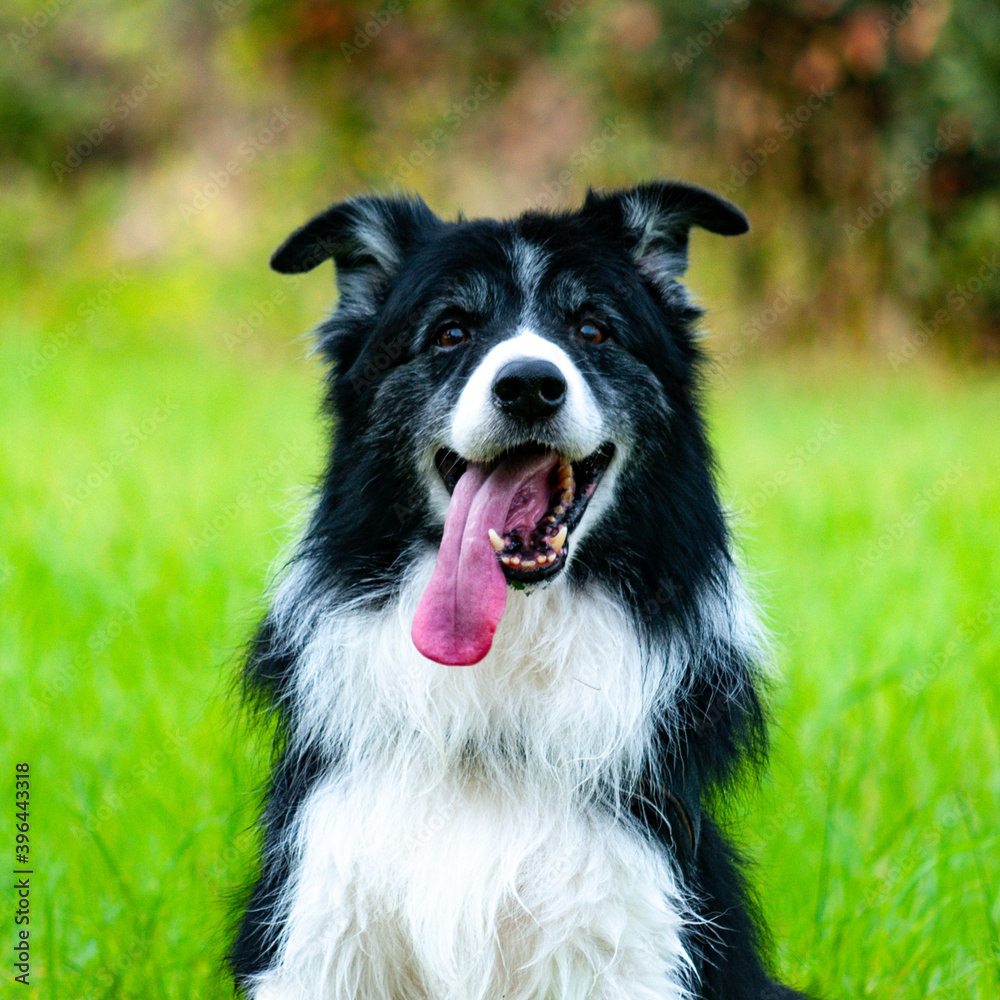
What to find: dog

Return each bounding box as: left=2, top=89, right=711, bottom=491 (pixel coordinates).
left=229, top=181, right=813, bottom=1000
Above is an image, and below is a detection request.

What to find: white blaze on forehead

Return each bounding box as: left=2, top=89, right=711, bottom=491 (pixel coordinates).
left=449, top=330, right=606, bottom=460
left=510, top=238, right=548, bottom=301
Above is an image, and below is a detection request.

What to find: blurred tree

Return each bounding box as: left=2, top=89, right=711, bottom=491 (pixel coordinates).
left=3, top=0, right=998, bottom=357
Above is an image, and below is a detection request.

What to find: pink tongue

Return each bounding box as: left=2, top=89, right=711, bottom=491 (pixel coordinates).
left=412, top=452, right=557, bottom=666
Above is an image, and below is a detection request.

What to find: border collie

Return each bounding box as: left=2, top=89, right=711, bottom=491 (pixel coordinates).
left=230, top=182, right=813, bottom=1000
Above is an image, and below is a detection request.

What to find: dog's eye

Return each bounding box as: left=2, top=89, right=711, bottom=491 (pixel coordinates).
left=434, top=324, right=469, bottom=349
left=577, top=321, right=607, bottom=344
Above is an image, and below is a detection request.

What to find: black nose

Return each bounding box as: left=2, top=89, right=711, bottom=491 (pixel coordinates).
left=492, top=359, right=567, bottom=421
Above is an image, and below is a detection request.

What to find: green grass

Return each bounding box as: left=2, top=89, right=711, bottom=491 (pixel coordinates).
left=2, top=260, right=998, bottom=998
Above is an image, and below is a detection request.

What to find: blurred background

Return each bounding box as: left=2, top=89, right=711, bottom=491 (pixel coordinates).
left=2, top=1, right=998, bottom=997
left=4, top=0, right=1000, bottom=355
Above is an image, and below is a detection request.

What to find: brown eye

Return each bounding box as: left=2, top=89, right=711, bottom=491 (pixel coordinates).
left=435, top=325, right=469, bottom=348
left=577, top=321, right=607, bottom=344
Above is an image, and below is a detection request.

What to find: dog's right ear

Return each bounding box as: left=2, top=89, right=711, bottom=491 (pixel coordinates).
left=581, top=181, right=748, bottom=287
left=270, top=194, right=440, bottom=299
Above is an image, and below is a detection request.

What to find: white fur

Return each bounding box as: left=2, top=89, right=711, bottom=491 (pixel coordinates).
left=279, top=556, right=688, bottom=787
left=250, top=552, right=762, bottom=1000
left=509, top=238, right=549, bottom=303
left=251, top=771, right=691, bottom=999
left=449, top=330, right=606, bottom=462
left=327, top=199, right=406, bottom=316
left=622, top=192, right=689, bottom=293
left=353, top=199, right=403, bottom=271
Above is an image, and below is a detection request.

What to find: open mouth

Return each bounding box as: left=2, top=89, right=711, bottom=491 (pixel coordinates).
left=433, top=442, right=615, bottom=584
left=410, top=440, right=615, bottom=667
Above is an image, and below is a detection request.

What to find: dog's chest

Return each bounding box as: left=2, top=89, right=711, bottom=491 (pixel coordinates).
left=258, top=769, right=691, bottom=1000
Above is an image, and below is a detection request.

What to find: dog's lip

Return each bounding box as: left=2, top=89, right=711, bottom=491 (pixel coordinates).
left=433, top=442, right=615, bottom=584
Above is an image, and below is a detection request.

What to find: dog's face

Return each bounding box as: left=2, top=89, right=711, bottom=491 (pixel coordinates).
left=272, top=183, right=747, bottom=665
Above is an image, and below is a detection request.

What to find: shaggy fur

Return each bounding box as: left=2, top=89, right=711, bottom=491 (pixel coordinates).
left=229, top=182, right=814, bottom=999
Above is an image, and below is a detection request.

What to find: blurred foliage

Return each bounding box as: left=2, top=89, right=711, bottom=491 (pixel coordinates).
left=3, top=0, right=1000, bottom=358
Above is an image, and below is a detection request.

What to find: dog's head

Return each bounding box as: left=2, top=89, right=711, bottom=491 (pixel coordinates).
left=272, top=183, right=748, bottom=666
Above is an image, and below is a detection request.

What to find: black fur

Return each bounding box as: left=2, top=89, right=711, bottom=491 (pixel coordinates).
left=230, top=183, right=814, bottom=998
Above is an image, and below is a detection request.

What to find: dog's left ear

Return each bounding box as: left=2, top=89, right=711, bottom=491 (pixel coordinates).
left=270, top=193, right=441, bottom=303
left=582, top=181, right=748, bottom=283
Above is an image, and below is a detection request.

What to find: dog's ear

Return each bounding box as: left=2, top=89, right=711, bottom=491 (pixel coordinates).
left=270, top=194, right=441, bottom=300
left=582, top=181, right=748, bottom=284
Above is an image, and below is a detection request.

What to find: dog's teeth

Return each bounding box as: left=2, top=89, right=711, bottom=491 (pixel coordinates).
left=488, top=528, right=504, bottom=552
left=550, top=525, right=567, bottom=554
left=520, top=558, right=536, bottom=569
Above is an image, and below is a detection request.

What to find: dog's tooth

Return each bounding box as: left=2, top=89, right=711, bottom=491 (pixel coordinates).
left=553, top=505, right=565, bottom=517
left=520, top=558, right=536, bottom=569
left=488, top=528, right=504, bottom=552
left=550, top=525, right=567, bottom=554
left=510, top=555, right=521, bottom=566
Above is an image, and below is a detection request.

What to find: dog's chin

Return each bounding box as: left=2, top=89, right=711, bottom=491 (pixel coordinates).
left=433, top=441, right=615, bottom=586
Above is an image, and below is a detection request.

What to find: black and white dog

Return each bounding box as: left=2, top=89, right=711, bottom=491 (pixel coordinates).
left=230, top=182, right=812, bottom=1000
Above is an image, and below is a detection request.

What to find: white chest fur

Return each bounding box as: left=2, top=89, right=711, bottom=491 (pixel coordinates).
left=248, top=560, right=719, bottom=999
left=251, top=768, right=691, bottom=1000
